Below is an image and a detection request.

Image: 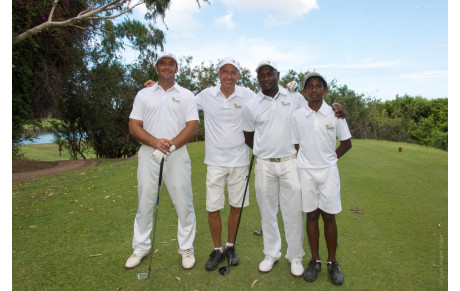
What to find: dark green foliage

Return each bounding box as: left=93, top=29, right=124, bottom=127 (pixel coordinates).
left=12, top=0, right=89, bottom=152
left=53, top=61, right=143, bottom=159
left=324, top=87, right=448, bottom=150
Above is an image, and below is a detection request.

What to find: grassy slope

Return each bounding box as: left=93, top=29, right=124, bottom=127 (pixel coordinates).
left=19, top=143, right=97, bottom=161
left=12, top=140, right=448, bottom=290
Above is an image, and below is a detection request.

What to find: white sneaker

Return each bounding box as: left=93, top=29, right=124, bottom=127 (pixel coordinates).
left=181, top=249, right=195, bottom=270
left=125, top=252, right=148, bottom=269
left=291, top=258, right=304, bottom=277
left=259, top=256, right=279, bottom=273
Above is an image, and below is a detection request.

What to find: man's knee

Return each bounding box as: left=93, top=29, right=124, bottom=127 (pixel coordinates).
left=208, top=210, right=221, bottom=219
left=307, top=209, right=321, bottom=222
left=320, top=211, right=336, bottom=223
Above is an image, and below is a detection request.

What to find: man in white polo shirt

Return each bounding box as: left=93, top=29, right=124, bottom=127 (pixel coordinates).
left=195, top=57, right=256, bottom=271
left=125, top=51, right=199, bottom=271
left=291, top=72, right=351, bottom=285
left=243, top=59, right=307, bottom=277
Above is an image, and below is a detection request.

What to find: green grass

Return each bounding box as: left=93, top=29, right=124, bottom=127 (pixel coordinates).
left=19, top=143, right=97, bottom=161
left=12, top=140, right=448, bottom=290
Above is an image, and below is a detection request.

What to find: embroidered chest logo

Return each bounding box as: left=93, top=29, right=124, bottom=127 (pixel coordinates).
left=172, top=97, right=180, bottom=103
left=325, top=124, right=335, bottom=131
left=233, top=103, right=242, bottom=109
left=281, top=101, right=291, bottom=107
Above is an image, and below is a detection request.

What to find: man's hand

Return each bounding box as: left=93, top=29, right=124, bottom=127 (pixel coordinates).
left=332, top=103, right=346, bottom=119
left=144, top=80, right=155, bottom=87
left=152, top=149, right=166, bottom=164
left=287, top=80, right=300, bottom=92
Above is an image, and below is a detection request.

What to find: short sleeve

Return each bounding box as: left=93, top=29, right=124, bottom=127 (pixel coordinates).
left=336, top=118, right=352, bottom=141
left=242, top=101, right=255, bottom=132
left=291, top=113, right=300, bottom=144
left=129, top=92, right=143, bottom=121
left=185, top=92, right=199, bottom=122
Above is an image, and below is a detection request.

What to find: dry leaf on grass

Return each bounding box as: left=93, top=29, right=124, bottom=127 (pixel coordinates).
left=176, top=277, right=181, bottom=282
left=350, top=206, right=364, bottom=214
left=251, top=279, right=258, bottom=288
left=29, top=225, right=37, bottom=228
left=89, top=254, right=102, bottom=258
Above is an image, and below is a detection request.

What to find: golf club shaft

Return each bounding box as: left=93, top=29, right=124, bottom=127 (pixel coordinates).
left=146, top=158, right=164, bottom=276
left=232, top=154, right=255, bottom=246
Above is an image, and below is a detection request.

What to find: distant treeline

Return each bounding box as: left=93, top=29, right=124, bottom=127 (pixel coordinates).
left=323, top=84, right=447, bottom=151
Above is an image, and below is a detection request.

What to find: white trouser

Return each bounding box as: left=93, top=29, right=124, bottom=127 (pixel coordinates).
left=254, top=157, right=305, bottom=261
left=132, top=145, right=196, bottom=255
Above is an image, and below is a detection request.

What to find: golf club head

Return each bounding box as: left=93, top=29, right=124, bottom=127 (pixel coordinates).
left=137, top=273, right=149, bottom=280
left=218, top=265, right=231, bottom=275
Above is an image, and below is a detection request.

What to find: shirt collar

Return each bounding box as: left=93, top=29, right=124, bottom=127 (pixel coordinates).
left=305, top=100, right=331, bottom=116
left=152, top=82, right=180, bottom=92
left=213, top=85, right=243, bottom=100
left=257, top=85, right=287, bottom=102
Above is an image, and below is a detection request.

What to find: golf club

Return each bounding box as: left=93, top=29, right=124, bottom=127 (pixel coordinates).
left=219, top=154, right=255, bottom=275
left=137, top=157, right=164, bottom=280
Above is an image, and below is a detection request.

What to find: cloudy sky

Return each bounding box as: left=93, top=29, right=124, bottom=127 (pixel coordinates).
left=125, top=0, right=449, bottom=101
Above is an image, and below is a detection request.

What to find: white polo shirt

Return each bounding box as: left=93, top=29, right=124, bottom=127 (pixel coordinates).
left=129, top=83, right=199, bottom=141
left=243, top=86, right=307, bottom=159
left=291, top=101, right=352, bottom=169
left=196, top=85, right=256, bottom=167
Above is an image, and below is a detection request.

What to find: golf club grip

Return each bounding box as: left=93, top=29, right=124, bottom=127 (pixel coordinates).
left=233, top=154, right=255, bottom=246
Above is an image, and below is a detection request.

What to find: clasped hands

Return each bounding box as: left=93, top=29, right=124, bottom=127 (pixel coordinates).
left=152, top=139, right=176, bottom=164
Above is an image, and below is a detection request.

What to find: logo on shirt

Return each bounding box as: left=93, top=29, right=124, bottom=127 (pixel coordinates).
left=233, top=103, right=242, bottom=109
left=172, top=97, right=180, bottom=103
left=281, top=101, right=291, bottom=107
left=325, top=124, right=335, bottom=131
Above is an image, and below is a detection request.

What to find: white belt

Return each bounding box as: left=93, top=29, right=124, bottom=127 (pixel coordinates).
left=261, top=154, right=296, bottom=163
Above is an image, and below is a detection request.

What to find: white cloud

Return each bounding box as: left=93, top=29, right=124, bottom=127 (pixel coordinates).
left=134, top=0, right=203, bottom=37
left=162, top=0, right=203, bottom=36
left=399, top=70, right=448, bottom=80
left=221, top=0, right=319, bottom=25
left=215, top=12, right=236, bottom=30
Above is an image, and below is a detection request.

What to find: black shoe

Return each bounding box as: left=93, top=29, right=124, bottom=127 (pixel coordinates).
left=327, top=261, right=344, bottom=285
left=205, top=250, right=225, bottom=271
left=224, top=246, right=239, bottom=266
left=303, top=258, right=321, bottom=282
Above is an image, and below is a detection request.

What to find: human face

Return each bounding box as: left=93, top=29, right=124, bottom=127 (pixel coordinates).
left=257, top=66, right=279, bottom=96
left=304, top=77, right=328, bottom=103
left=155, top=57, right=178, bottom=80
left=219, top=64, right=240, bottom=92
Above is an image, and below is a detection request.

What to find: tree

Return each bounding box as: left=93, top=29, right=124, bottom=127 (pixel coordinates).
left=12, top=0, right=207, bottom=157
left=13, top=0, right=91, bottom=148
left=12, top=0, right=188, bottom=45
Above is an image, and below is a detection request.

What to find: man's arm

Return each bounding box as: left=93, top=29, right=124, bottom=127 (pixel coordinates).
left=129, top=119, right=198, bottom=154
left=244, top=131, right=254, bottom=149
left=129, top=119, right=172, bottom=154
left=170, top=120, right=199, bottom=150
left=336, top=138, right=352, bottom=159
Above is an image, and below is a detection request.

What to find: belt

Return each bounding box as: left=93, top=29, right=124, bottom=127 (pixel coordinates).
left=262, top=154, right=297, bottom=163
